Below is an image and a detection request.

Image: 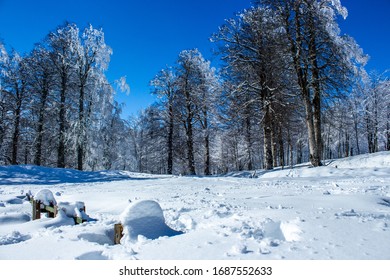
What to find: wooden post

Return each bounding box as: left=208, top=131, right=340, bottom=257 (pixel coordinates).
left=32, top=200, right=41, bottom=220
left=114, top=223, right=124, bottom=245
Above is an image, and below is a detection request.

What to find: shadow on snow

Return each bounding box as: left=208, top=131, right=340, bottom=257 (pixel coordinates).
left=0, top=165, right=159, bottom=185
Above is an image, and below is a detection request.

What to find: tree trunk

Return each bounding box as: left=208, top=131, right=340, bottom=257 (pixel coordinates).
left=167, top=102, right=174, bottom=174
left=344, top=132, right=350, bottom=157
left=34, top=88, right=49, bottom=166
left=184, top=84, right=196, bottom=175
left=11, top=95, right=22, bottom=165
left=365, top=109, right=374, bottom=153
left=271, top=123, right=278, bottom=168
left=263, top=103, right=273, bottom=170
left=203, top=110, right=211, bottom=176
left=77, top=84, right=85, bottom=171
left=285, top=4, right=322, bottom=167
left=303, top=92, right=319, bottom=166
left=278, top=125, right=285, bottom=168
left=387, top=109, right=390, bottom=151
left=186, top=117, right=196, bottom=175
left=353, top=107, right=361, bottom=155
left=57, top=74, right=66, bottom=168
left=308, top=17, right=323, bottom=166
left=244, top=115, right=253, bottom=170
left=287, top=126, right=293, bottom=167
left=204, top=132, right=211, bottom=175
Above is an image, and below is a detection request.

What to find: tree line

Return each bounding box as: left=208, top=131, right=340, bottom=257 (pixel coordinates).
left=1, top=0, right=389, bottom=174
left=0, top=23, right=130, bottom=170
left=131, top=0, right=389, bottom=175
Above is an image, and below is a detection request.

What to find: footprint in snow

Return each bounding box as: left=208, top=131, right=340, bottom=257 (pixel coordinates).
left=0, top=231, right=31, bottom=245
left=378, top=198, right=390, bottom=207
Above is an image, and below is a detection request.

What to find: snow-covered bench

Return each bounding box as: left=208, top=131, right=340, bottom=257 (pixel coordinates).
left=31, top=189, right=58, bottom=220
left=30, top=189, right=89, bottom=224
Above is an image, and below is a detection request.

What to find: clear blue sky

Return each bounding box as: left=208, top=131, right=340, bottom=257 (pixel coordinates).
left=1, top=0, right=389, bottom=117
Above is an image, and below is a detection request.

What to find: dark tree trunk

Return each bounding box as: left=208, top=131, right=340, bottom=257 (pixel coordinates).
left=387, top=110, right=390, bottom=151
left=11, top=94, right=22, bottom=165
left=308, top=16, right=323, bottom=166
left=204, top=132, right=211, bottom=175
left=186, top=115, right=196, bottom=175
left=271, top=123, right=278, bottom=168
left=284, top=3, right=322, bottom=167
left=278, top=125, right=285, bottom=168
left=34, top=88, right=49, bottom=166
left=77, top=84, right=85, bottom=171
left=167, top=102, right=174, bottom=175
left=57, top=75, right=66, bottom=168
left=353, top=108, right=361, bottom=155
left=245, top=115, right=253, bottom=170
left=263, top=103, right=273, bottom=170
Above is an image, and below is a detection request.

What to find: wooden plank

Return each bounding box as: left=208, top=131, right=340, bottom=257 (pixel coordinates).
left=74, top=217, right=84, bottom=224
left=32, top=200, right=41, bottom=220
left=114, top=223, right=124, bottom=245
left=45, top=205, right=57, bottom=218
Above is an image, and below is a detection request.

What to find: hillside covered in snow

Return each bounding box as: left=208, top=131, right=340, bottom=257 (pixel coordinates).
left=0, top=152, right=389, bottom=260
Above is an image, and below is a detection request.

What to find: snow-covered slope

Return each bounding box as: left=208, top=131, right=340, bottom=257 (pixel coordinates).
left=0, top=152, right=389, bottom=260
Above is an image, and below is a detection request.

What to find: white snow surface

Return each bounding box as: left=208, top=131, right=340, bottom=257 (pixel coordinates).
left=0, top=151, right=389, bottom=260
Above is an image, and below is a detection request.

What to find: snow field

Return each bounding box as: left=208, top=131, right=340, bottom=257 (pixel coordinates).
left=0, top=152, right=389, bottom=260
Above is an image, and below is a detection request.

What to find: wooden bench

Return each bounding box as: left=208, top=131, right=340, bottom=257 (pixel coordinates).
left=31, top=198, right=87, bottom=224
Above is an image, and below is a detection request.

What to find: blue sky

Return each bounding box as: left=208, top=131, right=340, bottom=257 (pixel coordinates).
left=0, top=0, right=389, bottom=117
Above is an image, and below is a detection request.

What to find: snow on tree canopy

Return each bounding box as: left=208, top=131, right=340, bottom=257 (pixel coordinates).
left=119, top=200, right=182, bottom=242
left=34, top=189, right=57, bottom=206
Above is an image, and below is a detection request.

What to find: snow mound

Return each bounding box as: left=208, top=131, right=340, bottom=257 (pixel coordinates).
left=119, top=200, right=183, bottom=242
left=262, top=218, right=302, bottom=244
left=327, top=151, right=390, bottom=168
left=262, top=219, right=285, bottom=242
left=34, top=189, right=57, bottom=206
left=280, top=219, right=302, bottom=242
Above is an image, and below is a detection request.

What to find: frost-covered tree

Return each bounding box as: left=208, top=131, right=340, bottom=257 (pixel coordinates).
left=75, top=24, right=112, bottom=170
left=0, top=50, right=28, bottom=165
left=148, top=49, right=220, bottom=175
left=23, top=46, right=57, bottom=166
left=0, top=42, right=8, bottom=163
left=362, top=72, right=390, bottom=153
left=174, top=49, right=218, bottom=175
left=213, top=6, right=293, bottom=170
left=0, top=23, right=124, bottom=170
left=258, top=0, right=367, bottom=166
left=47, top=23, right=79, bottom=168
left=150, top=67, right=177, bottom=174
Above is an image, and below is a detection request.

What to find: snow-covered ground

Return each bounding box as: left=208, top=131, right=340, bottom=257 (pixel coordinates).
left=0, top=152, right=389, bottom=260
